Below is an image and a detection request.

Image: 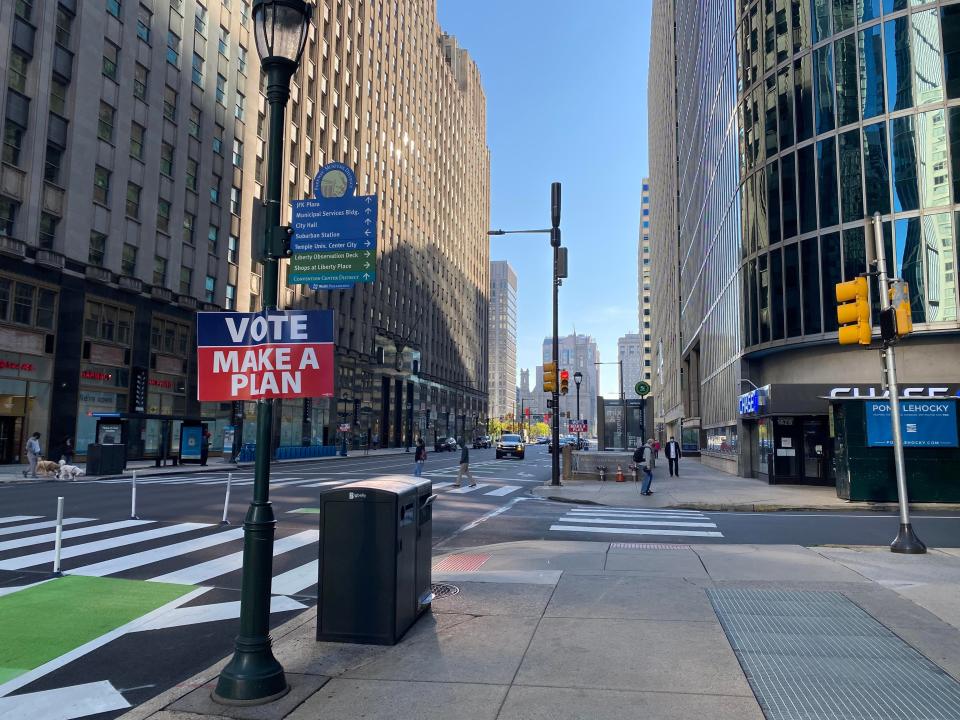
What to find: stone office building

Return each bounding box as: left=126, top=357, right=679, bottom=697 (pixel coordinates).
left=0, top=0, right=488, bottom=463
left=649, top=0, right=960, bottom=482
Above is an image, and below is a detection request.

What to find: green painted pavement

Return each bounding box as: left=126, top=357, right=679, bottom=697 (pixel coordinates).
left=288, top=507, right=321, bottom=514
left=0, top=575, right=191, bottom=684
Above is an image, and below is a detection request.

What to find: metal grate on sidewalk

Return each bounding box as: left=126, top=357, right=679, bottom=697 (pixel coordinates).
left=709, top=588, right=960, bottom=720
left=609, top=542, right=690, bottom=550
left=432, top=554, right=489, bottom=572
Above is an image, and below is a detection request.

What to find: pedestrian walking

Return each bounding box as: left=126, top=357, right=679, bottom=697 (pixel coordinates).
left=62, top=436, right=74, bottom=464
left=200, top=426, right=210, bottom=466
left=413, top=438, right=427, bottom=477
left=665, top=435, right=681, bottom=477
left=454, top=441, right=475, bottom=487
left=23, top=432, right=41, bottom=478
left=639, top=438, right=655, bottom=495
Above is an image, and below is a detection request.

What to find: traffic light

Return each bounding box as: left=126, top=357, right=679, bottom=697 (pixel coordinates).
left=836, top=277, right=871, bottom=345
left=543, top=362, right=557, bottom=393
left=559, top=369, right=569, bottom=395
left=891, top=281, right=913, bottom=338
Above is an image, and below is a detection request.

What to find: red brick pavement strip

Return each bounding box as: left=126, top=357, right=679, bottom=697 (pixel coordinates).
left=432, top=553, right=490, bottom=572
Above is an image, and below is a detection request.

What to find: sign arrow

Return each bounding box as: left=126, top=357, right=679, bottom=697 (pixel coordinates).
left=362, top=273, right=370, bottom=280
left=365, top=208, right=372, bottom=214
left=364, top=262, right=370, bottom=269
left=364, top=218, right=372, bottom=225
left=364, top=230, right=371, bottom=236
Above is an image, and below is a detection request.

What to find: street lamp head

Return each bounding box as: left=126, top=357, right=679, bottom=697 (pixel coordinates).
left=253, top=0, right=313, bottom=67
left=573, top=371, right=582, bottom=385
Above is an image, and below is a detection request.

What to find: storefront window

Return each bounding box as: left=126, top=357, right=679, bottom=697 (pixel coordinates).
left=706, top=426, right=739, bottom=455
left=76, top=390, right=126, bottom=453
left=681, top=427, right=700, bottom=453
left=280, top=399, right=303, bottom=447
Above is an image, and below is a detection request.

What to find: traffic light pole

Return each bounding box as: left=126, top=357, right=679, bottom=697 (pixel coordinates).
left=551, top=183, right=561, bottom=487
left=871, top=213, right=925, bottom=554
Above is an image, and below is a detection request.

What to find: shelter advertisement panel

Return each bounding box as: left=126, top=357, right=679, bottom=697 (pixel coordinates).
left=865, top=400, right=959, bottom=448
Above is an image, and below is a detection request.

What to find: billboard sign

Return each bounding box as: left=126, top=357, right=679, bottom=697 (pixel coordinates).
left=568, top=419, right=588, bottom=433
left=197, top=310, right=334, bottom=401
left=865, top=400, right=959, bottom=448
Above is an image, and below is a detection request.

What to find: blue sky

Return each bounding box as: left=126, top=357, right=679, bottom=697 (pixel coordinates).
left=437, top=1, right=652, bottom=396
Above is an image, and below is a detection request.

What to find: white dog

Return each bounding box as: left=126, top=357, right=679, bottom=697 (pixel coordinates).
left=57, top=459, right=86, bottom=480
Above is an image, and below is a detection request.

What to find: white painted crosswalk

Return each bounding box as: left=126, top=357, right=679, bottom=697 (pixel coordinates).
left=549, top=507, right=724, bottom=539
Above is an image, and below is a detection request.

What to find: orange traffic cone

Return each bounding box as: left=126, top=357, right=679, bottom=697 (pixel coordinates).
left=615, top=465, right=625, bottom=482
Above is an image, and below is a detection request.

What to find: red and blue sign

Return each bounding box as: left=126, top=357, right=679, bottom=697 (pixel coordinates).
left=197, top=310, right=334, bottom=401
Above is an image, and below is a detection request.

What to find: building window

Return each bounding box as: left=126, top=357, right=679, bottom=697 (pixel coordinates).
left=49, top=77, right=68, bottom=115
left=39, top=212, right=58, bottom=248
left=156, top=198, right=171, bottom=233
left=84, top=300, right=133, bottom=344
left=195, top=4, right=207, bottom=35
left=227, top=234, right=238, bottom=263
left=153, top=255, right=167, bottom=286
left=225, top=283, right=236, bottom=309
left=179, top=266, right=192, bottom=294
left=121, top=243, right=137, bottom=274
left=204, top=274, right=215, bottom=302
left=215, top=73, right=227, bottom=104
left=210, top=175, right=221, bottom=204
left=106, top=0, right=121, bottom=19
left=102, top=41, right=119, bottom=81
left=8, top=50, right=29, bottom=94
left=192, top=53, right=204, bottom=86
left=185, top=158, right=198, bottom=191
left=89, top=231, right=107, bottom=266
left=231, top=141, right=244, bottom=169
left=218, top=26, right=229, bottom=57
left=208, top=224, right=218, bottom=253
left=160, top=142, right=174, bottom=175
left=130, top=121, right=145, bottom=159
left=2, top=121, right=24, bottom=166
left=230, top=186, right=240, bottom=215
left=183, top=212, right=195, bottom=244
left=55, top=7, right=74, bottom=46
left=167, top=30, right=180, bottom=66
left=136, top=5, right=151, bottom=42
left=93, top=166, right=111, bottom=205
left=235, top=92, right=245, bottom=121
left=0, top=197, right=17, bottom=237
left=126, top=182, right=142, bottom=219
left=44, top=143, right=63, bottom=183
left=238, top=45, right=247, bottom=75
left=240, top=0, right=249, bottom=27
left=163, top=85, right=177, bottom=121
left=133, top=63, right=148, bottom=101
left=97, top=101, right=115, bottom=142
left=188, top=106, right=202, bottom=139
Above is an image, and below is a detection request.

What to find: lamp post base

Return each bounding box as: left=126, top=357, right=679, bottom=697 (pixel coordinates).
left=890, top=523, right=927, bottom=554
left=213, top=644, right=288, bottom=705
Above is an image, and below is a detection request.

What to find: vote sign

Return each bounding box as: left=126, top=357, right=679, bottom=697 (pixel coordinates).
left=197, top=310, right=334, bottom=401
left=568, top=419, right=588, bottom=434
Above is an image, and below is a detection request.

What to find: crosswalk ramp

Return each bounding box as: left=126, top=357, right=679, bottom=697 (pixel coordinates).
left=549, top=507, right=723, bottom=539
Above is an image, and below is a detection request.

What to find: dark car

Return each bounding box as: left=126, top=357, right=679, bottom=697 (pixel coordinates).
left=434, top=437, right=458, bottom=452
left=496, top=434, right=525, bottom=459
left=473, top=436, right=491, bottom=449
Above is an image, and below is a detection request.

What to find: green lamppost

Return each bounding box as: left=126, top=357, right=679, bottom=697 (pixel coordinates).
left=213, top=0, right=312, bottom=705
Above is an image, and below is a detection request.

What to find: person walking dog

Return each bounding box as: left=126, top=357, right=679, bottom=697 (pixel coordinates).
left=665, top=435, right=682, bottom=477
left=454, top=441, right=475, bottom=488
left=413, top=438, right=427, bottom=477
left=23, top=432, right=42, bottom=478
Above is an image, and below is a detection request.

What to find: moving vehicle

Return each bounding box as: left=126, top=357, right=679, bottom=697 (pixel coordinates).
left=472, top=436, right=491, bottom=449
left=434, top=437, right=458, bottom=452
left=496, top=434, right=525, bottom=459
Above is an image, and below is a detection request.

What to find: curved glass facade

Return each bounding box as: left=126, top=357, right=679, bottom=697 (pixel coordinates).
left=738, top=0, right=960, bottom=351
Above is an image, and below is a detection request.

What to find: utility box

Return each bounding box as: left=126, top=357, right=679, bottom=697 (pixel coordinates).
left=317, top=476, right=435, bottom=645
left=85, top=443, right=125, bottom=475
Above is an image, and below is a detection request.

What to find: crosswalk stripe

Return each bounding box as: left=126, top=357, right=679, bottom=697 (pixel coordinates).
left=431, top=482, right=454, bottom=490
left=569, top=511, right=712, bottom=521
left=485, top=485, right=521, bottom=497
left=270, top=560, right=319, bottom=595
left=149, top=529, right=320, bottom=585
left=0, top=518, right=95, bottom=538
left=68, top=528, right=245, bottom=577
left=0, top=520, right=154, bottom=553
left=568, top=507, right=706, bottom=516
left=550, top=524, right=723, bottom=538
left=447, top=483, right=491, bottom=494
left=300, top=480, right=341, bottom=488
left=0, top=680, right=130, bottom=720
left=0, top=516, right=42, bottom=525
left=556, top=517, right=717, bottom=528
left=0, top=522, right=209, bottom=570
left=135, top=595, right=306, bottom=631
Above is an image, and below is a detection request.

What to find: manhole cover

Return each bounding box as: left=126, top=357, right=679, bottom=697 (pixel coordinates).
left=431, top=583, right=460, bottom=599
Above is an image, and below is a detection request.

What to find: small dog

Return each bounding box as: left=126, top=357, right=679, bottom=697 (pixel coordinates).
left=57, top=459, right=86, bottom=480
left=35, top=460, right=60, bottom=476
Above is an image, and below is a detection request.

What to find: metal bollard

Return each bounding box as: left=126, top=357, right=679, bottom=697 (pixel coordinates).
left=596, top=465, right=607, bottom=482
left=52, top=496, right=64, bottom=576
left=130, top=470, right=139, bottom=519
left=220, top=472, right=232, bottom=526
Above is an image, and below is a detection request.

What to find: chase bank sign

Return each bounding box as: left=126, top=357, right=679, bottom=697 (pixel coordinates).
left=738, top=386, right=770, bottom=416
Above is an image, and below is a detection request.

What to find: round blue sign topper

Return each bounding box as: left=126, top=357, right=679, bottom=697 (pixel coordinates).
left=312, top=162, right=356, bottom=199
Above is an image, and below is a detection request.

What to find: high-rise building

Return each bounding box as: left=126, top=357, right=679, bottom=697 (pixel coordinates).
left=619, top=333, right=645, bottom=399
left=638, top=179, right=652, bottom=381
left=542, top=334, right=599, bottom=433
left=0, top=0, right=489, bottom=464
left=488, top=260, right=517, bottom=420
left=649, top=0, right=960, bottom=481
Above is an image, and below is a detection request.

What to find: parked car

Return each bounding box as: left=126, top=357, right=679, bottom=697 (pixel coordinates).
left=496, top=434, right=525, bottom=460
left=434, top=437, right=458, bottom=452
left=472, top=436, right=491, bottom=449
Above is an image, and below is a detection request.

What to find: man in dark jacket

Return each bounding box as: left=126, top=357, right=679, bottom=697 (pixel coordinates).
left=455, top=441, right=475, bottom=487
left=665, top=435, right=681, bottom=477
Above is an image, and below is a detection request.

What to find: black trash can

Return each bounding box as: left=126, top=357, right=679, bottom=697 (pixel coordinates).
left=85, top=443, right=126, bottom=475
left=317, top=476, right=434, bottom=645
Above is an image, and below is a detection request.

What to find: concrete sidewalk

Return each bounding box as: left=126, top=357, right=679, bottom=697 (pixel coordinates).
left=537, top=456, right=960, bottom=512
left=0, top=447, right=413, bottom=485
left=121, top=540, right=960, bottom=720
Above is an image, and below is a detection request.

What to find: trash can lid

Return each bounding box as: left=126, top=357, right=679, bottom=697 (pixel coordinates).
left=328, top=477, right=420, bottom=497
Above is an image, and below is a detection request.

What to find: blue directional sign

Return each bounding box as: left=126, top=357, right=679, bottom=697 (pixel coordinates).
left=289, top=270, right=376, bottom=284
left=290, top=196, right=378, bottom=252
